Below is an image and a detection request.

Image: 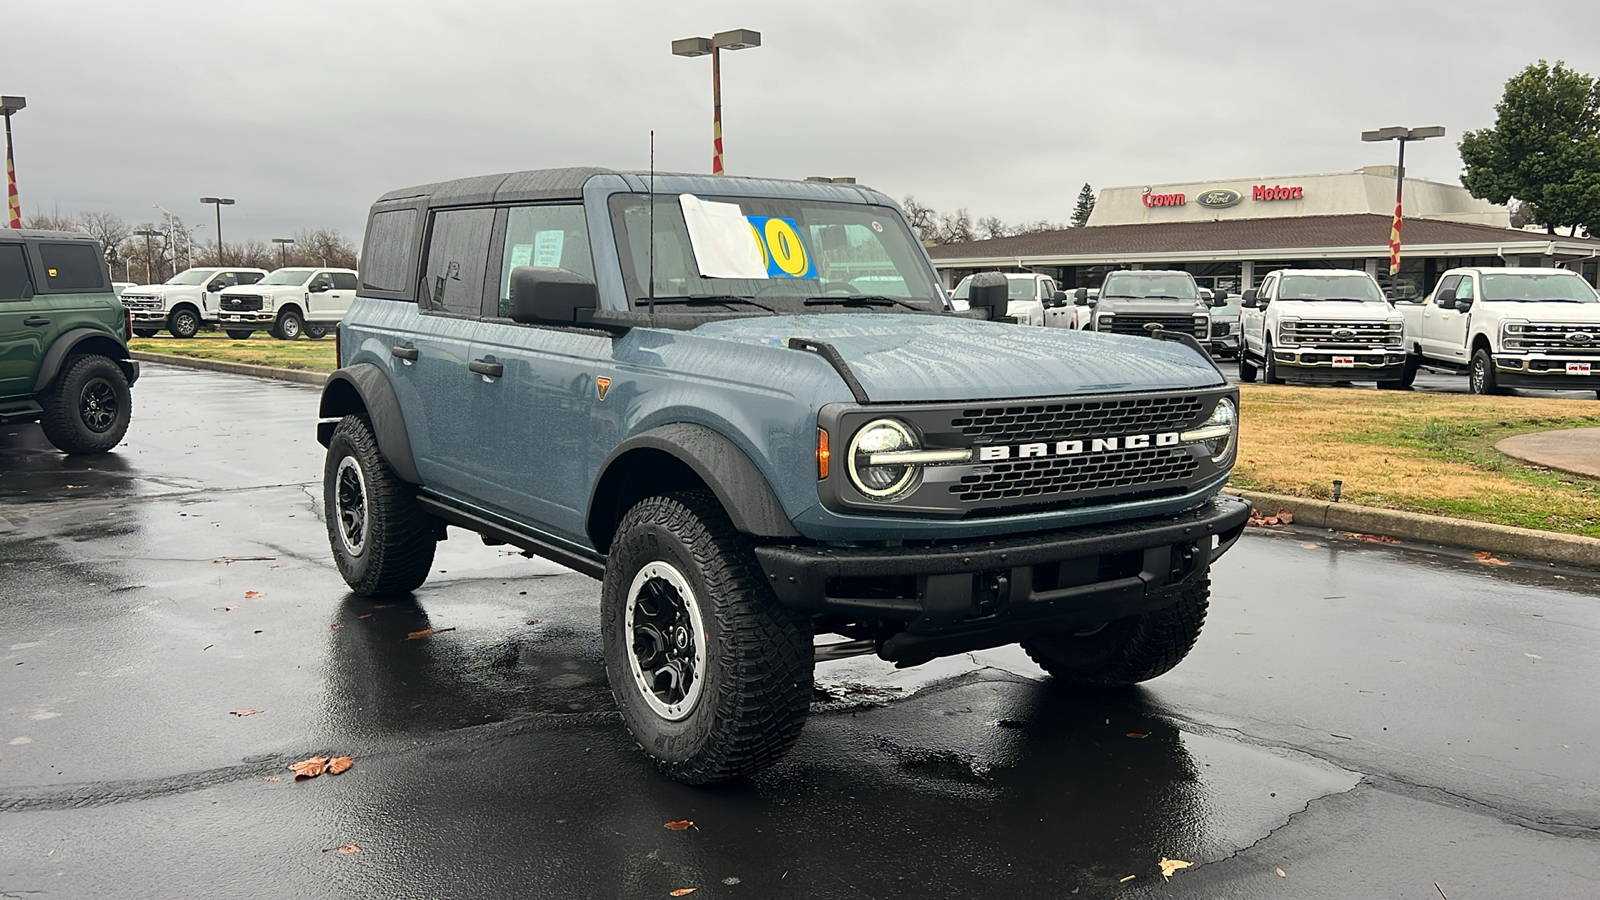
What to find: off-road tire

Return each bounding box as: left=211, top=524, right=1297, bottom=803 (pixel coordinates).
left=1022, top=572, right=1210, bottom=687
left=323, top=414, right=437, bottom=596
left=1263, top=339, right=1285, bottom=384
left=271, top=309, right=304, bottom=341
left=1469, top=347, right=1504, bottom=395
left=304, top=323, right=328, bottom=340
left=167, top=307, right=201, bottom=339
left=1236, top=354, right=1258, bottom=383
left=38, top=354, right=132, bottom=455
left=601, top=491, right=813, bottom=784
left=224, top=329, right=254, bottom=340
left=132, top=328, right=159, bottom=339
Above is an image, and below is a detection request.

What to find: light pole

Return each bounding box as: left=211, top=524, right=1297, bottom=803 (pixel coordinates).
left=1361, top=125, right=1445, bottom=276
left=152, top=204, right=178, bottom=271
left=271, top=237, right=294, bottom=268
left=200, top=197, right=235, bottom=265
left=672, top=29, right=761, bottom=175
left=2, top=95, right=24, bottom=230
left=134, top=228, right=162, bottom=283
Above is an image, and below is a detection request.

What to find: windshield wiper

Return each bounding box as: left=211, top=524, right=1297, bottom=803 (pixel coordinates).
left=804, top=294, right=925, bottom=311
left=645, top=295, right=779, bottom=312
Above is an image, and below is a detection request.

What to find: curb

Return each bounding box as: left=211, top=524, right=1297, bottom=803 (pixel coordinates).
left=130, top=351, right=329, bottom=387
left=1234, top=489, right=1600, bottom=569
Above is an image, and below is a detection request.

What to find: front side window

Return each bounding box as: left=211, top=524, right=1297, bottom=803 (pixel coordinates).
left=208, top=271, right=243, bottom=290
left=1433, top=275, right=1462, bottom=304
left=38, top=242, right=106, bottom=292
left=1257, top=276, right=1277, bottom=300
left=309, top=272, right=336, bottom=291
left=1276, top=273, right=1386, bottom=303
left=0, top=243, right=34, bottom=300
left=1100, top=272, right=1200, bottom=300
left=1455, top=277, right=1475, bottom=301
left=498, top=205, right=593, bottom=316
left=260, top=268, right=317, bottom=286
left=423, top=208, right=494, bottom=316
left=1481, top=272, right=1598, bottom=303
left=609, top=194, right=940, bottom=315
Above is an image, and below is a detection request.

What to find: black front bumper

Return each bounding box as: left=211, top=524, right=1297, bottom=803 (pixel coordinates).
left=754, top=495, right=1250, bottom=665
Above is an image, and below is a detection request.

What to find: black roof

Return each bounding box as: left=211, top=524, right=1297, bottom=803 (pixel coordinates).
left=375, top=167, right=616, bottom=207
left=0, top=227, right=101, bottom=242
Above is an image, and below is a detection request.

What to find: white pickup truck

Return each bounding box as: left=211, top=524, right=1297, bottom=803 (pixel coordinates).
left=119, top=267, right=269, bottom=338
left=1237, top=269, right=1407, bottom=387
left=216, top=267, right=359, bottom=340
left=948, top=272, right=1058, bottom=327
left=1397, top=267, right=1600, bottom=397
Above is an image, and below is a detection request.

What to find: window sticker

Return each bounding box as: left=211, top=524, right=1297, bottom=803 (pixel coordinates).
left=746, top=216, right=817, bottom=279
left=679, top=194, right=768, bottom=279
left=533, top=231, right=564, bottom=268
left=508, top=244, right=533, bottom=269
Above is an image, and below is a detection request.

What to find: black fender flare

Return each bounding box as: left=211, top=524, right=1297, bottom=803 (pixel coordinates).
left=588, top=422, right=800, bottom=552
left=34, top=328, right=135, bottom=392
left=316, top=363, right=421, bottom=484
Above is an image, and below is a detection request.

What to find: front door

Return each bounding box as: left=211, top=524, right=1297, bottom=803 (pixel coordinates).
left=0, top=242, right=43, bottom=396
left=1420, top=274, right=1464, bottom=361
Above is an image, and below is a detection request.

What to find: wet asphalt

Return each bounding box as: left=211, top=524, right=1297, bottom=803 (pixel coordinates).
left=2, top=363, right=1598, bottom=899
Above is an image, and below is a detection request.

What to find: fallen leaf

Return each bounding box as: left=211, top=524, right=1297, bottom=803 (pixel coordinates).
left=406, top=627, right=456, bottom=640
left=213, top=556, right=276, bottom=564
left=327, top=756, right=355, bottom=775
left=1277, top=508, right=1294, bottom=524
left=230, top=708, right=263, bottom=717
left=669, top=890, right=696, bottom=897
left=1336, top=531, right=1400, bottom=543
left=358, top=614, right=373, bottom=619
left=1119, top=875, right=1136, bottom=883
left=1277, top=867, right=1287, bottom=877
left=263, top=775, right=281, bottom=782
left=1158, top=858, right=1192, bottom=880
left=1299, top=542, right=1320, bottom=549
left=1471, top=551, right=1510, bottom=566
left=330, top=624, right=343, bottom=630
left=1125, top=732, right=1148, bottom=739
left=663, top=820, right=695, bottom=831
left=289, top=756, right=329, bottom=779
left=336, top=844, right=360, bottom=855
left=244, top=591, right=263, bottom=598
left=1525, top=653, right=1542, bottom=660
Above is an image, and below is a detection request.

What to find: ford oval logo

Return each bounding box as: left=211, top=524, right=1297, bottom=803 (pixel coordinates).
left=1334, top=328, right=1356, bottom=338
left=1195, top=188, right=1243, bottom=209
left=1569, top=332, right=1593, bottom=343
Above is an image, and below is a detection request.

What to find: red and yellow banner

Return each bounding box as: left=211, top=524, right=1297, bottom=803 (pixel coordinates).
left=1388, top=201, right=1402, bottom=276
left=5, top=143, right=19, bottom=229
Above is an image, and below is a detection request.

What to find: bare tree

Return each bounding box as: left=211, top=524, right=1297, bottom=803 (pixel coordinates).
left=935, top=208, right=974, bottom=245
left=289, top=227, right=358, bottom=269
left=78, top=211, right=132, bottom=266
left=976, top=216, right=1011, bottom=241
left=25, top=207, right=77, bottom=231
left=901, top=195, right=938, bottom=242
left=124, top=222, right=176, bottom=283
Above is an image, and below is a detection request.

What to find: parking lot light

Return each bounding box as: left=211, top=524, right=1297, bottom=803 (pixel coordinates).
left=1361, top=126, right=1445, bottom=276
left=272, top=237, right=294, bottom=268
left=200, top=197, right=235, bottom=265
left=672, top=29, right=761, bottom=175
left=133, top=228, right=162, bottom=283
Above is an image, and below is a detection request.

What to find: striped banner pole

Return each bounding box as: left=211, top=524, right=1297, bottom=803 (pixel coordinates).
left=1389, top=201, right=1402, bottom=276
left=4, top=112, right=20, bottom=230
left=711, top=44, right=724, bottom=175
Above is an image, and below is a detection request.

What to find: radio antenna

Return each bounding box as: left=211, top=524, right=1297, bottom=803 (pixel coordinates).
left=648, top=129, right=656, bottom=323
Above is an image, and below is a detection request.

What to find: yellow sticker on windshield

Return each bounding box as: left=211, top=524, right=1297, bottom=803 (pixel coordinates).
left=745, top=216, right=816, bottom=279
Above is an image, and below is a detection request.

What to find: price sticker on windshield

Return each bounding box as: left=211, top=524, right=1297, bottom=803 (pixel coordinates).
left=1568, top=362, right=1592, bottom=375
left=745, top=216, right=817, bottom=279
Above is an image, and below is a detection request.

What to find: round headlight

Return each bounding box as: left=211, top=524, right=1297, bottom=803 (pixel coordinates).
left=847, top=419, right=920, bottom=499
left=1204, top=398, right=1237, bottom=463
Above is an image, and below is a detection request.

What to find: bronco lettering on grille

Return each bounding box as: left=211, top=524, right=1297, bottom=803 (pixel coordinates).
left=980, top=432, right=1182, bottom=461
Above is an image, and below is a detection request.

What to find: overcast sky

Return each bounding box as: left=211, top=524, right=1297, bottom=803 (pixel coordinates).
left=4, top=0, right=1598, bottom=246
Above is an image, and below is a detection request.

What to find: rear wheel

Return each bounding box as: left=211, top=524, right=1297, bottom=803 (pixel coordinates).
left=1236, top=354, right=1257, bottom=383
left=271, top=309, right=304, bottom=341
left=304, top=323, right=328, bottom=340
left=1022, top=573, right=1210, bottom=687
left=601, top=491, right=813, bottom=784
left=167, top=307, right=201, bottom=339
left=39, top=355, right=132, bottom=455
left=224, top=329, right=254, bottom=340
left=323, top=415, right=438, bottom=596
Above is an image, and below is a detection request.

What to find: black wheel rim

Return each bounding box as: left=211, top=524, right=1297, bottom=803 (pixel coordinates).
left=79, top=377, right=119, bottom=433
left=334, top=457, right=368, bottom=557
left=625, top=561, right=706, bottom=721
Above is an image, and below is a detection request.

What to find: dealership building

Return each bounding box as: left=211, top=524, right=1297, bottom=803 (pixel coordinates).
left=926, top=167, right=1600, bottom=299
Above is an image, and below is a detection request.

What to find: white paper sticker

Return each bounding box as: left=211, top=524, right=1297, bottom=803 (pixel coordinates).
left=679, top=194, right=768, bottom=279
left=1568, top=362, right=1592, bottom=375
left=508, top=244, right=534, bottom=268
left=1333, top=356, right=1356, bottom=367
left=533, top=231, right=565, bottom=268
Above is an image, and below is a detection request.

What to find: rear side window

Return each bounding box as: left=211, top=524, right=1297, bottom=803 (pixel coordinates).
left=422, top=208, right=495, bottom=317
left=38, top=242, right=106, bottom=292
left=0, top=243, right=34, bottom=300
left=331, top=272, right=358, bottom=290
left=239, top=272, right=265, bottom=285
left=361, top=208, right=419, bottom=296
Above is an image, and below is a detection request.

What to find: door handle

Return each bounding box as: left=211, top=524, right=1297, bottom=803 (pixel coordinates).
left=23, top=316, right=50, bottom=327
left=469, top=358, right=504, bottom=378
left=391, top=345, right=419, bottom=361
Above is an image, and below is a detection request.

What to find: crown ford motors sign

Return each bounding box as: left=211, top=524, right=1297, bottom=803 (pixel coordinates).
left=1195, top=188, right=1243, bottom=209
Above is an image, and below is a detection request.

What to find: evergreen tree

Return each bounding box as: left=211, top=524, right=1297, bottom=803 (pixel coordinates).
left=1071, top=183, right=1096, bottom=228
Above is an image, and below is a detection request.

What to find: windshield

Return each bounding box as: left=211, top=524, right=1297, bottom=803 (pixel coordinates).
left=1481, top=273, right=1598, bottom=303
left=1278, top=273, right=1386, bottom=302
left=1100, top=272, right=1199, bottom=300
left=164, top=268, right=217, bottom=286
left=609, top=194, right=942, bottom=314
left=258, top=268, right=316, bottom=286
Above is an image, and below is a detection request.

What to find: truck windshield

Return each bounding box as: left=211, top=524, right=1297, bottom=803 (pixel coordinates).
left=1481, top=273, right=1598, bottom=303
left=1100, top=272, right=1199, bottom=300
left=609, top=194, right=942, bottom=315
left=1277, top=274, right=1385, bottom=302
left=164, top=269, right=217, bottom=285
left=259, top=268, right=316, bottom=286
left=1007, top=278, right=1038, bottom=300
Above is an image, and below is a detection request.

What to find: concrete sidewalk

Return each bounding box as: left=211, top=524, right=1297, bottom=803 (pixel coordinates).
left=1496, top=427, right=1600, bottom=478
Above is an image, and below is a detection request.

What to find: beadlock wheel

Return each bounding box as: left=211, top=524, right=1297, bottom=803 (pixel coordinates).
left=625, top=560, right=708, bottom=721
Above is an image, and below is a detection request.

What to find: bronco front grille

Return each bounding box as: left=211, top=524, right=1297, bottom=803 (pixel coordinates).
left=1104, top=314, right=1206, bottom=338
left=222, top=295, right=263, bottom=312
left=951, top=447, right=1199, bottom=505
left=950, top=395, right=1206, bottom=445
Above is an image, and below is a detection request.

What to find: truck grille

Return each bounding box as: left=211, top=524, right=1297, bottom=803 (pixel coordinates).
left=1503, top=323, right=1600, bottom=354
left=951, top=448, right=1199, bottom=505
left=1103, top=315, right=1206, bottom=338
left=222, top=295, right=264, bottom=312
left=1280, top=320, right=1400, bottom=347
left=950, top=395, right=1206, bottom=445
left=121, top=296, right=162, bottom=311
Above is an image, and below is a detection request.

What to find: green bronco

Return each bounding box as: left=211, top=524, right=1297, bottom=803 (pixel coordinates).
left=0, top=228, right=138, bottom=454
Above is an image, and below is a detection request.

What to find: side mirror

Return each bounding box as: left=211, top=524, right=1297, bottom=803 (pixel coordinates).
left=1050, top=290, right=1071, bottom=308
left=1074, top=287, right=1090, bottom=306
left=1211, top=288, right=1229, bottom=305
left=509, top=266, right=598, bottom=324
left=1240, top=289, right=1259, bottom=309
left=1435, top=296, right=1456, bottom=311
left=967, top=272, right=1009, bottom=320
left=309, top=282, right=330, bottom=293
left=207, top=282, right=225, bottom=292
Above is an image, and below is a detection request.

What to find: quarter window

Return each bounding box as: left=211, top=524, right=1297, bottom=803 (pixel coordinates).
left=362, top=208, right=419, bottom=296
left=0, top=244, right=33, bottom=300
left=498, top=205, right=593, bottom=316
left=38, top=242, right=106, bottom=292
left=331, top=272, right=358, bottom=291
left=423, top=208, right=495, bottom=317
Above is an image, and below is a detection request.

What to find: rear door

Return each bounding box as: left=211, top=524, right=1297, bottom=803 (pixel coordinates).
left=0, top=241, right=42, bottom=396
left=321, top=272, right=358, bottom=320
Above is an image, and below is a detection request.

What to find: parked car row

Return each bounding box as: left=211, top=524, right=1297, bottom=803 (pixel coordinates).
left=119, top=265, right=359, bottom=340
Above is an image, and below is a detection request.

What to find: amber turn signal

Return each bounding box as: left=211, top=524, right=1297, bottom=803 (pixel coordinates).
left=817, top=428, right=830, bottom=480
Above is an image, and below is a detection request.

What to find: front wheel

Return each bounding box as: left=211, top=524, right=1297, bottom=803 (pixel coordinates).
left=271, top=309, right=304, bottom=341
left=1263, top=340, right=1285, bottom=384
left=1022, top=573, right=1210, bottom=687
left=132, top=328, right=159, bottom=339
left=304, top=323, right=328, bottom=340
left=1236, top=354, right=1258, bottom=383
left=601, top=491, right=813, bottom=784
left=323, top=415, right=438, bottom=596
left=167, top=307, right=201, bottom=339
left=39, top=355, right=132, bottom=455
left=1469, top=348, right=1503, bottom=395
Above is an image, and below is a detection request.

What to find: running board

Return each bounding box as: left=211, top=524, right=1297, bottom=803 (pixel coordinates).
left=416, top=495, right=606, bottom=579
left=0, top=400, right=43, bottom=424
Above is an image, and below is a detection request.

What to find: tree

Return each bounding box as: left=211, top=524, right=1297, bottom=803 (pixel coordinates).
left=901, top=195, right=938, bottom=242
left=25, top=207, right=77, bottom=231
left=1071, top=183, right=1096, bottom=228
left=976, top=216, right=1011, bottom=241
left=935, top=208, right=974, bottom=245
left=290, top=227, right=358, bottom=269
left=77, top=211, right=131, bottom=266
left=1460, top=60, right=1600, bottom=236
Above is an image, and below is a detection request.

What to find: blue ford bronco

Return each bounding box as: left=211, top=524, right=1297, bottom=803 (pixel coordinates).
left=317, top=168, right=1248, bottom=783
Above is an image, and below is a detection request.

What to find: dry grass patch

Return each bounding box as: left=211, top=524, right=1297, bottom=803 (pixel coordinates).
left=1234, top=384, right=1600, bottom=536
left=129, top=332, right=336, bottom=373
